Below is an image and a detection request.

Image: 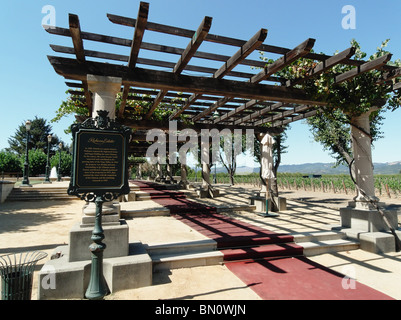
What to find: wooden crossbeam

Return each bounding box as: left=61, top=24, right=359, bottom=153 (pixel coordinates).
left=286, top=46, right=356, bottom=87
left=145, top=16, right=212, bottom=120
left=120, top=119, right=284, bottom=134
left=68, top=14, right=92, bottom=115
left=250, top=38, right=315, bottom=84
left=271, top=109, right=319, bottom=127
left=254, top=105, right=313, bottom=126
left=214, top=38, right=315, bottom=124
left=334, top=53, right=392, bottom=84
left=48, top=56, right=328, bottom=106
left=234, top=102, right=288, bottom=125
left=379, top=67, right=401, bottom=84
left=51, top=44, right=261, bottom=80
left=106, top=13, right=371, bottom=67
left=190, top=29, right=268, bottom=122
left=119, top=1, right=149, bottom=118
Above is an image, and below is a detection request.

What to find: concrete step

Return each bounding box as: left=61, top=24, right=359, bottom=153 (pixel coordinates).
left=146, top=239, right=217, bottom=256
left=297, top=239, right=360, bottom=256
left=147, top=239, right=222, bottom=271
left=292, top=230, right=347, bottom=243
left=121, top=206, right=170, bottom=218
left=292, top=230, right=359, bottom=256
left=151, top=250, right=223, bottom=271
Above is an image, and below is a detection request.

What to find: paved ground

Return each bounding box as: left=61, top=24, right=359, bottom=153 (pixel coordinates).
left=1, top=181, right=401, bottom=300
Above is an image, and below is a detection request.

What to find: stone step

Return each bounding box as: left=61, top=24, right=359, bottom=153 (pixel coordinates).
left=297, top=239, right=360, bottom=256
left=147, top=239, right=222, bottom=271
left=292, top=230, right=347, bottom=243
left=151, top=250, right=223, bottom=271
left=121, top=206, right=170, bottom=218
left=146, top=239, right=217, bottom=256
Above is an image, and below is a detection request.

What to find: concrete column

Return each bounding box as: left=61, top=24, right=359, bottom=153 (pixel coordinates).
left=87, top=75, right=122, bottom=120
left=82, top=75, right=123, bottom=223
left=351, top=109, right=379, bottom=210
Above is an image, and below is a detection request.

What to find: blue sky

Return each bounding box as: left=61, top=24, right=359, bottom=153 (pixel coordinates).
left=1, top=0, right=401, bottom=166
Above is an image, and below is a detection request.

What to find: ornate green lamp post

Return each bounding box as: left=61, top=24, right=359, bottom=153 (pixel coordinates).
left=44, top=134, right=52, bottom=183
left=21, top=120, right=32, bottom=187
left=57, top=142, right=62, bottom=182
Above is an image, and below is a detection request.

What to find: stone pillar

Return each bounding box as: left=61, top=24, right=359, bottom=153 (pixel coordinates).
left=339, top=108, right=399, bottom=253
left=351, top=110, right=379, bottom=210
left=87, top=75, right=122, bottom=120
left=82, top=75, right=123, bottom=223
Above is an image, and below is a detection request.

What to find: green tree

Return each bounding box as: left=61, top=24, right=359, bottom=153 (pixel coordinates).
left=27, top=149, right=47, bottom=176
left=281, top=39, right=401, bottom=168
left=50, top=151, right=72, bottom=177
left=7, top=116, right=64, bottom=157
left=0, top=150, right=22, bottom=173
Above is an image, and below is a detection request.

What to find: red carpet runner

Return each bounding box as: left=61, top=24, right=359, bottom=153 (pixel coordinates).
left=133, top=181, right=394, bottom=300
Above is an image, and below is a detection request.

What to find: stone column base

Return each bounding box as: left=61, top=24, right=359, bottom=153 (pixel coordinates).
left=68, top=221, right=129, bottom=262
left=250, top=195, right=286, bottom=212
left=339, top=205, right=399, bottom=253
left=38, top=241, right=152, bottom=300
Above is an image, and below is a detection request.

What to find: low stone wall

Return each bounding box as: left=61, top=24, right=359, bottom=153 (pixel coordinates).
left=0, top=181, right=15, bottom=203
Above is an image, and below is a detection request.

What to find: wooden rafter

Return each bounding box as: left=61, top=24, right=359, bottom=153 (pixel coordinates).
left=334, top=53, right=392, bottom=84
left=271, top=109, right=319, bottom=127
left=144, top=16, right=212, bottom=120
left=46, top=1, right=397, bottom=140
left=254, top=105, right=314, bottom=126
left=118, top=1, right=149, bottom=118
left=250, top=38, right=315, bottom=84
left=190, top=28, right=268, bottom=122
left=214, top=38, right=315, bottom=124
left=68, top=14, right=92, bottom=115
left=285, top=46, right=356, bottom=87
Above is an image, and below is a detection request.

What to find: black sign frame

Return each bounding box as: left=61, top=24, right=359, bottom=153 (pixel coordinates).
left=68, top=110, right=131, bottom=202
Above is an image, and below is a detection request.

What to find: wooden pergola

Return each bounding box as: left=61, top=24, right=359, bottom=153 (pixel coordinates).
left=46, top=1, right=400, bottom=157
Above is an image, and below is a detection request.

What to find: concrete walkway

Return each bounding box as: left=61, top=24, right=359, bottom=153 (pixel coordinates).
left=0, top=180, right=400, bottom=300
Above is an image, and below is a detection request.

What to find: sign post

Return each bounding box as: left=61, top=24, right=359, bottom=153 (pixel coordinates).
left=68, top=110, right=131, bottom=300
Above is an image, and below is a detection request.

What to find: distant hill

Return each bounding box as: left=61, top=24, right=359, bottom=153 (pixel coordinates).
left=219, top=161, right=401, bottom=175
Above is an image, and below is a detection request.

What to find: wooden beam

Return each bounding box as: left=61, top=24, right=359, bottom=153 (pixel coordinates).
left=174, top=16, right=212, bottom=74
left=119, top=1, right=149, bottom=118
left=106, top=13, right=370, bottom=67
left=48, top=56, right=328, bottom=106
left=250, top=38, right=316, bottom=84
left=254, top=105, right=313, bottom=126
left=334, top=53, right=392, bottom=84
left=213, top=29, right=267, bottom=79
left=145, top=16, right=212, bottom=120
left=286, top=46, right=356, bottom=87
left=51, top=44, right=260, bottom=79
left=120, top=119, right=284, bottom=134
left=379, top=67, right=401, bottom=84
left=212, top=38, right=315, bottom=124
left=68, top=14, right=92, bottom=115
left=68, top=14, right=85, bottom=63
left=234, top=102, right=288, bottom=125
left=190, top=28, right=267, bottom=122
left=271, top=109, right=319, bottom=127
